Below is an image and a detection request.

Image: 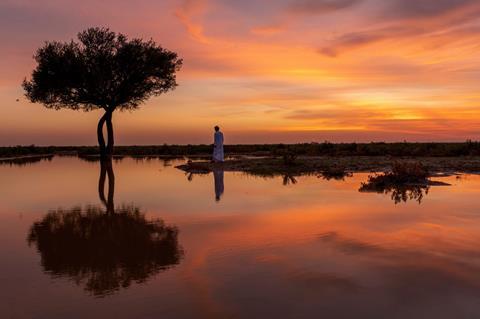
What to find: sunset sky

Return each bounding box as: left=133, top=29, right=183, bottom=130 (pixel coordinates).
left=2, top=0, right=480, bottom=145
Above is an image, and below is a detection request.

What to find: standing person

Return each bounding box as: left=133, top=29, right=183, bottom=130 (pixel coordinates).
left=213, top=126, right=224, bottom=162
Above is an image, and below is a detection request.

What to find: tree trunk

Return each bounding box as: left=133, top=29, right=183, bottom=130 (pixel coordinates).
left=97, top=110, right=114, bottom=159
left=105, top=111, right=114, bottom=157
left=97, top=112, right=108, bottom=159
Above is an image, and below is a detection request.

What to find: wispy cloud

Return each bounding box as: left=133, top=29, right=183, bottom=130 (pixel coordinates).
left=318, top=26, right=417, bottom=57
left=3, top=0, right=480, bottom=143
left=288, top=0, right=363, bottom=14
left=383, top=0, right=479, bottom=20
left=175, top=0, right=211, bottom=43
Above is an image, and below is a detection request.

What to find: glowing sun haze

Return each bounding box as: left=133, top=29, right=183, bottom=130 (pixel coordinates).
left=2, top=0, right=480, bottom=145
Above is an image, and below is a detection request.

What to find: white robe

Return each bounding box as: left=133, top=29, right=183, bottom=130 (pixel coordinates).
left=213, top=131, right=224, bottom=162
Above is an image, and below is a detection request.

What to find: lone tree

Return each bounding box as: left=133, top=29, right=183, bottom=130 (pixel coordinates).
left=23, top=27, right=182, bottom=158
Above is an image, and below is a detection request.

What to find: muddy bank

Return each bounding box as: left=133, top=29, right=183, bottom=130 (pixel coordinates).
left=175, top=156, right=480, bottom=177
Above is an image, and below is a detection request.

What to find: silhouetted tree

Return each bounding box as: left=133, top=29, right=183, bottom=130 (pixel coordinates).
left=23, top=27, right=182, bottom=158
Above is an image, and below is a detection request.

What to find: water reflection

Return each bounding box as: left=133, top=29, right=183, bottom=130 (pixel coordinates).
left=213, top=169, right=224, bottom=202
left=185, top=171, right=209, bottom=182
left=184, top=168, right=225, bottom=202
left=0, top=155, right=53, bottom=166
left=78, top=155, right=125, bottom=163
left=98, top=158, right=115, bottom=213
left=3, top=157, right=480, bottom=317
left=27, top=159, right=184, bottom=297
left=359, top=182, right=429, bottom=204
left=282, top=174, right=298, bottom=186
left=318, top=170, right=352, bottom=181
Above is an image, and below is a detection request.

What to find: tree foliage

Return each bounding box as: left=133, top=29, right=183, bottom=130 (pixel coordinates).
left=23, top=27, right=182, bottom=112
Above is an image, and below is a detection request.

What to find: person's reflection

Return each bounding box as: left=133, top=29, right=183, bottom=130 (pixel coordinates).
left=184, top=168, right=225, bottom=202
left=213, top=169, right=224, bottom=202
left=27, top=158, right=184, bottom=297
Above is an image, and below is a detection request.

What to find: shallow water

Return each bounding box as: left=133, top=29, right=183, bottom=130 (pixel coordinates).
left=1, top=156, right=480, bottom=319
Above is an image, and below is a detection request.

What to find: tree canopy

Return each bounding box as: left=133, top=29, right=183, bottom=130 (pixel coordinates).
left=23, top=27, right=182, bottom=112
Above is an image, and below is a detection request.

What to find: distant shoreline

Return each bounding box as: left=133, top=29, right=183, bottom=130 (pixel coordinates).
left=2, top=142, right=480, bottom=159
left=2, top=145, right=480, bottom=176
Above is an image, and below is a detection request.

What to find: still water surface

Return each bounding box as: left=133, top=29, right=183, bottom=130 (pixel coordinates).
left=1, top=156, right=480, bottom=318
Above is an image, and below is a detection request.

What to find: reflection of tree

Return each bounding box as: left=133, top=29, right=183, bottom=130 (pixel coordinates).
left=389, top=185, right=429, bottom=204
left=359, top=183, right=429, bottom=204
left=282, top=174, right=297, bottom=186
left=98, top=159, right=115, bottom=213
left=27, top=159, right=183, bottom=297
left=319, top=169, right=352, bottom=181
left=359, top=162, right=435, bottom=204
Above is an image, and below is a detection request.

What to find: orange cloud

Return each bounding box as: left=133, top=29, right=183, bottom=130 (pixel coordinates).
left=2, top=0, right=480, bottom=144
left=174, top=0, right=211, bottom=43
